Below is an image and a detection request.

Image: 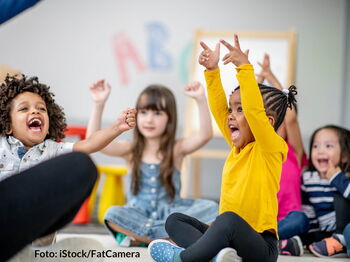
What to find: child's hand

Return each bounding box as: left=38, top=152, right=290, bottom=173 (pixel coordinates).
left=256, top=53, right=272, bottom=83
left=325, top=159, right=341, bottom=180
left=220, top=34, right=250, bottom=67
left=90, top=79, right=111, bottom=105
left=184, top=81, right=205, bottom=101
left=198, top=41, right=220, bottom=71
left=115, top=108, right=137, bottom=132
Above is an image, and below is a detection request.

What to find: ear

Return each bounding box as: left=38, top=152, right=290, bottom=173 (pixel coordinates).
left=267, top=115, right=275, bottom=127
left=5, top=126, right=12, bottom=135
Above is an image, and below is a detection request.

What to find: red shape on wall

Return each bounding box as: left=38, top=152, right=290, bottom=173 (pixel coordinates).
left=113, top=32, right=146, bottom=85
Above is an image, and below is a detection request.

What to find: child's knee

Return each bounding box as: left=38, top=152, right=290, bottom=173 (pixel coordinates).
left=70, top=152, right=97, bottom=185
left=165, top=212, right=184, bottom=233
left=215, top=211, right=241, bottom=228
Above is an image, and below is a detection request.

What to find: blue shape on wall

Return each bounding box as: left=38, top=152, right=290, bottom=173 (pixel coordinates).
left=146, top=22, right=172, bottom=70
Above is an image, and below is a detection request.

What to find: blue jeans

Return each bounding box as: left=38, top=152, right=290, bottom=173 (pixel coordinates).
left=278, top=211, right=309, bottom=240
left=344, top=223, right=350, bottom=257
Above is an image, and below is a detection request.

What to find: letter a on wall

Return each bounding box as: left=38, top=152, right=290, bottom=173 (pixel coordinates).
left=113, top=32, right=146, bottom=85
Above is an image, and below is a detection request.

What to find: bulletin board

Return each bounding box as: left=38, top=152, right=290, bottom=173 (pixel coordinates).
left=184, top=30, right=297, bottom=138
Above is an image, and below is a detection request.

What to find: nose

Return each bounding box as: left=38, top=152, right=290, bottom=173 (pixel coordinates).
left=31, top=108, right=39, bottom=114
left=145, top=112, right=153, bottom=122
left=228, top=112, right=235, bottom=121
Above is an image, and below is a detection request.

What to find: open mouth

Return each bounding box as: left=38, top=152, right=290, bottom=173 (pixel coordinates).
left=229, top=124, right=240, bottom=140
left=317, top=158, right=329, bottom=168
left=27, top=118, right=42, bottom=131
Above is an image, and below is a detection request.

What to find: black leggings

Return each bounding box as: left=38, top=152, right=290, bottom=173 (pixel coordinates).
left=0, top=152, right=97, bottom=261
left=166, top=212, right=278, bottom=262
left=334, top=192, right=350, bottom=234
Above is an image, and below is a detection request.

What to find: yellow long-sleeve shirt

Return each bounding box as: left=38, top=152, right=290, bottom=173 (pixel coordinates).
left=205, top=64, right=287, bottom=237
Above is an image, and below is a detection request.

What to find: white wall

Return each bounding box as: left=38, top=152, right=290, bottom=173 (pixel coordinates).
left=0, top=0, right=348, bottom=199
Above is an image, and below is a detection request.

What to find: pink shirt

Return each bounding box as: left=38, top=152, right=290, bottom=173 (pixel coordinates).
left=277, top=142, right=307, bottom=220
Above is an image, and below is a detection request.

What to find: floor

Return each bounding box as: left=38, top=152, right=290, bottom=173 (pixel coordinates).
left=8, top=223, right=350, bottom=262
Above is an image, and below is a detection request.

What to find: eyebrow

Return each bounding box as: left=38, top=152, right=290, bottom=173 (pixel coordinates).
left=229, top=101, right=241, bottom=107
left=313, top=140, right=337, bottom=144
left=16, top=101, right=46, bottom=107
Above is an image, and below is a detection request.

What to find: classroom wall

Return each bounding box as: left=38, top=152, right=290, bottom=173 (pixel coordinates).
left=343, top=0, right=350, bottom=127
left=0, top=0, right=348, bottom=200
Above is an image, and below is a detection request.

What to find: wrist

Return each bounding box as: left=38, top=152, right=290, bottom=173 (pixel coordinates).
left=194, top=95, right=207, bottom=103
left=205, top=65, right=218, bottom=71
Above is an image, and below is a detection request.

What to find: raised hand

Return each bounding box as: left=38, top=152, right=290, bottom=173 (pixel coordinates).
left=220, top=34, right=250, bottom=67
left=325, top=159, right=341, bottom=180
left=184, top=81, right=205, bottom=100
left=116, top=108, right=137, bottom=132
left=89, top=79, right=111, bottom=105
left=256, top=53, right=272, bottom=83
left=198, top=41, right=220, bottom=71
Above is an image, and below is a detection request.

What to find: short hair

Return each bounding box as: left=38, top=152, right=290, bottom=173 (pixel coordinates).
left=0, top=74, right=67, bottom=140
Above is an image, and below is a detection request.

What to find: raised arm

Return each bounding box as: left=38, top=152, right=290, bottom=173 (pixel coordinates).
left=86, top=80, right=132, bottom=157
left=74, top=108, right=136, bottom=154
left=257, top=54, right=283, bottom=89
left=86, top=79, right=111, bottom=137
left=199, top=41, right=233, bottom=146
left=220, top=35, right=283, bottom=150
left=175, top=81, right=213, bottom=156
left=258, top=54, right=305, bottom=166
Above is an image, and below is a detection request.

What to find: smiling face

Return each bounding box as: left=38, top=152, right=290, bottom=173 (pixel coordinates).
left=136, top=94, right=169, bottom=139
left=7, top=92, right=49, bottom=148
left=311, top=128, right=342, bottom=176
left=228, top=89, right=254, bottom=150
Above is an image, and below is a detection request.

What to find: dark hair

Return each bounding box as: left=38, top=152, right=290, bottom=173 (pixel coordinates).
left=0, top=74, right=67, bottom=140
left=234, top=84, right=297, bottom=130
left=307, top=125, right=350, bottom=173
left=130, top=84, right=177, bottom=200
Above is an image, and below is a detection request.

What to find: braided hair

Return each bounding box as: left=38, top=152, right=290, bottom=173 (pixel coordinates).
left=234, top=84, right=297, bottom=131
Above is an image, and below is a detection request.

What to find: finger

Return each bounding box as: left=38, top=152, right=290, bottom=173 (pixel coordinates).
left=200, top=41, right=210, bottom=50
left=234, top=34, right=241, bottom=50
left=214, top=42, right=220, bottom=54
left=220, top=39, right=234, bottom=51
left=244, top=49, right=249, bottom=57
left=222, top=53, right=230, bottom=61
left=257, top=62, right=263, bottom=68
left=328, top=159, right=335, bottom=169
left=222, top=59, right=230, bottom=65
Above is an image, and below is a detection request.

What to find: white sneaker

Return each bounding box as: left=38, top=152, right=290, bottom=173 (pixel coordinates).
left=213, top=247, right=242, bottom=262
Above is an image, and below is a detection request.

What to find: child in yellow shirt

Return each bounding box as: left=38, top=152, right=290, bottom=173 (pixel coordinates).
left=148, top=35, right=297, bottom=262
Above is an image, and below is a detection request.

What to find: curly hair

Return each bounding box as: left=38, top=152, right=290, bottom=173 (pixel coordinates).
left=0, top=74, right=67, bottom=140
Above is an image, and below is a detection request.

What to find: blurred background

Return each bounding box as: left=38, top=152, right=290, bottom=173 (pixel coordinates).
left=0, top=0, right=349, bottom=201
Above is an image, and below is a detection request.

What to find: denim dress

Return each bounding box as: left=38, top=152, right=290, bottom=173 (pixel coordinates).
left=104, top=162, right=218, bottom=239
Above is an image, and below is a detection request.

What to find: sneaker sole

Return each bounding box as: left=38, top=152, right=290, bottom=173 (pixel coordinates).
left=147, top=239, right=179, bottom=262
left=293, top=236, right=304, bottom=256
left=309, top=244, right=347, bottom=258
left=215, top=247, right=242, bottom=262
